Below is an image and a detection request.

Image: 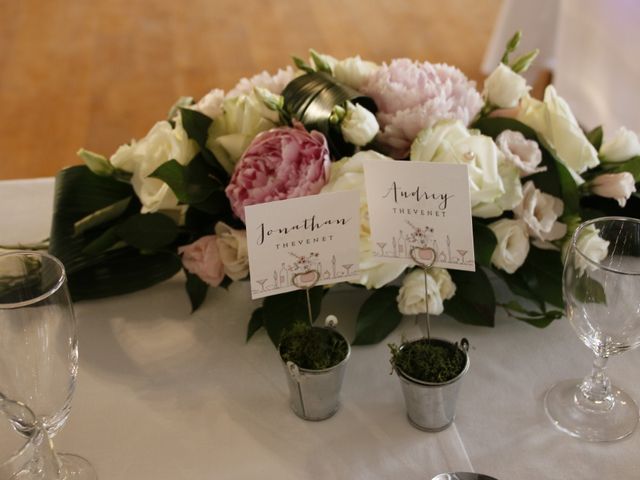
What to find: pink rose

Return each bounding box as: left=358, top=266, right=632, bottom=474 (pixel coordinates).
left=225, top=125, right=331, bottom=221
left=178, top=235, right=225, bottom=287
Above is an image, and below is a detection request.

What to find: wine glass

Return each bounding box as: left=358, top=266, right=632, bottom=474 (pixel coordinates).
left=544, top=217, right=640, bottom=441
left=0, top=251, right=96, bottom=478
left=1, top=393, right=61, bottom=479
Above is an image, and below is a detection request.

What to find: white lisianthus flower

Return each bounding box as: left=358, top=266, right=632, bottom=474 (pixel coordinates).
left=562, top=224, right=609, bottom=273
left=411, top=119, right=521, bottom=218
left=496, top=130, right=546, bottom=177
left=589, top=172, right=637, bottom=207
left=488, top=219, right=530, bottom=274
left=321, top=150, right=411, bottom=288
left=483, top=63, right=529, bottom=108
left=341, top=102, right=379, bottom=146
left=190, top=88, right=225, bottom=120
left=599, top=127, right=640, bottom=162
left=110, top=120, right=198, bottom=213
left=514, top=181, right=567, bottom=244
left=205, top=90, right=280, bottom=174
left=214, top=221, right=249, bottom=281
left=333, top=56, right=379, bottom=90
left=396, top=268, right=456, bottom=316
left=516, top=86, right=599, bottom=179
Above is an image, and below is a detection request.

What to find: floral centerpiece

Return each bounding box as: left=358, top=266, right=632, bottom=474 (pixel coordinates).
left=39, top=33, right=639, bottom=345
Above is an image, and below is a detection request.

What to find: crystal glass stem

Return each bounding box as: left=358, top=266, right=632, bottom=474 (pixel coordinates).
left=577, top=355, right=614, bottom=411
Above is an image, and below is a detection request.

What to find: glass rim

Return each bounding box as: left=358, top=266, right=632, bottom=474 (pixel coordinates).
left=573, top=216, right=640, bottom=276
left=0, top=251, right=67, bottom=309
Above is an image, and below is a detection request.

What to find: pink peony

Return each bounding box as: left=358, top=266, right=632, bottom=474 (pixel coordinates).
left=226, top=66, right=296, bottom=98
left=362, top=59, right=483, bottom=158
left=225, top=125, right=331, bottom=221
left=178, top=235, right=225, bottom=287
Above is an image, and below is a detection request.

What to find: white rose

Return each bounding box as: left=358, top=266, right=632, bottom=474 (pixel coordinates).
left=341, top=102, right=379, bottom=146
left=488, top=219, right=530, bottom=274
left=396, top=268, right=456, bottom=316
left=562, top=223, right=609, bottom=273
left=514, top=181, right=567, bottom=243
left=589, top=172, right=637, bottom=207
left=214, top=222, right=249, bottom=281
left=333, top=56, right=379, bottom=90
left=321, top=151, right=410, bottom=288
left=411, top=120, right=521, bottom=218
left=110, top=120, right=198, bottom=213
left=190, top=88, right=225, bottom=120
left=483, top=63, right=529, bottom=108
left=516, top=86, right=599, bottom=179
left=205, top=90, right=280, bottom=174
left=599, top=127, right=640, bottom=162
left=496, top=130, right=546, bottom=177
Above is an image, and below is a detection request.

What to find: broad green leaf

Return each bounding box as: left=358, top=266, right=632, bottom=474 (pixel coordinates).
left=73, top=197, right=131, bottom=236
left=516, top=247, right=564, bottom=308
left=66, top=249, right=182, bottom=300
left=586, top=126, right=603, bottom=151
left=493, top=268, right=545, bottom=311
left=185, top=271, right=209, bottom=312
left=473, top=221, right=497, bottom=268
left=352, top=286, right=403, bottom=345
left=81, top=227, right=121, bottom=256
left=246, top=307, right=265, bottom=342
left=611, top=156, right=640, bottom=182
left=445, top=267, right=496, bottom=327
left=262, top=287, right=324, bottom=347
left=149, top=156, right=219, bottom=205
left=555, top=160, right=580, bottom=214
left=178, top=107, right=229, bottom=182
left=573, top=275, right=606, bottom=304
left=115, top=213, right=178, bottom=250
left=168, top=96, right=193, bottom=120
left=500, top=300, right=563, bottom=328
left=472, top=117, right=538, bottom=140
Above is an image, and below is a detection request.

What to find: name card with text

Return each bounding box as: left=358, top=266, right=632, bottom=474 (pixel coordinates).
left=245, top=190, right=361, bottom=299
left=363, top=161, right=475, bottom=271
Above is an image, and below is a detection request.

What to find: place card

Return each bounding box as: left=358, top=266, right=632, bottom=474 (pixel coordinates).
left=363, top=161, right=475, bottom=271
left=244, top=190, right=361, bottom=299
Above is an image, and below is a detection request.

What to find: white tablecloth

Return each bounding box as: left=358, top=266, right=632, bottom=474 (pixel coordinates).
left=1, top=178, right=640, bottom=479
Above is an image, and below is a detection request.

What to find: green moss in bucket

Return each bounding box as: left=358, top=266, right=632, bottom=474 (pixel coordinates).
left=389, top=338, right=465, bottom=383
left=279, top=323, right=348, bottom=370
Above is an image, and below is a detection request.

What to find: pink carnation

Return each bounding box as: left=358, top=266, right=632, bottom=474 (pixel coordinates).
left=225, top=125, right=331, bottom=221
left=362, top=59, right=483, bottom=158
left=178, top=235, right=225, bottom=287
left=227, top=66, right=296, bottom=98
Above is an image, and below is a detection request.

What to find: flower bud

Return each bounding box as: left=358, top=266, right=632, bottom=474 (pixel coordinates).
left=340, top=102, right=379, bottom=146
left=483, top=64, right=529, bottom=108
left=599, top=127, right=640, bottom=162
left=589, top=172, right=637, bottom=207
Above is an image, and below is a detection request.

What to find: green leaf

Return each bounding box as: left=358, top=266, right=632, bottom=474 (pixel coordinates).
left=149, top=157, right=220, bottom=205
left=178, top=107, right=229, bottom=182
left=352, top=286, right=403, bottom=345
left=516, top=247, right=564, bottom=308
left=500, top=300, right=563, bottom=328
left=555, top=160, right=580, bottom=215
left=115, top=213, right=178, bottom=250
left=262, top=287, right=324, bottom=347
left=246, top=307, right=265, bottom=342
left=573, top=275, right=606, bottom=304
left=73, top=197, right=131, bottom=236
left=586, top=126, right=603, bottom=151
left=185, top=271, right=209, bottom=312
left=472, top=116, right=538, bottom=140
left=81, top=227, right=122, bottom=256
left=473, top=221, right=497, bottom=268
left=66, top=249, right=182, bottom=300
left=445, top=267, right=496, bottom=326
left=611, top=156, right=640, bottom=182
left=77, top=148, right=115, bottom=177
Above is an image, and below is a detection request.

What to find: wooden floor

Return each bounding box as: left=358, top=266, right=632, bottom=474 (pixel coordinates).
left=0, top=0, right=501, bottom=180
